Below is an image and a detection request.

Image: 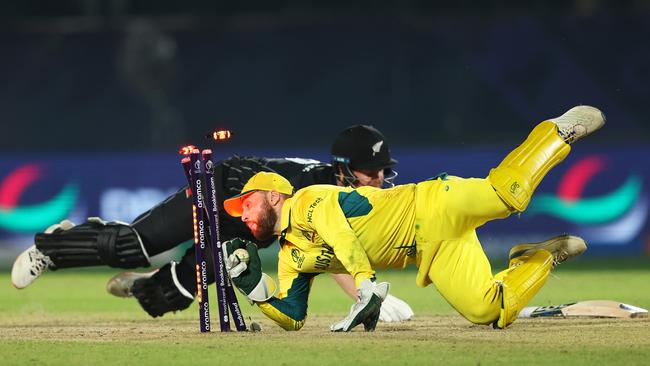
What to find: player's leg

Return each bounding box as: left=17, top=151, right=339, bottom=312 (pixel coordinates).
left=412, top=178, right=506, bottom=322
left=424, top=234, right=502, bottom=325
left=423, top=176, right=513, bottom=229
left=11, top=186, right=193, bottom=289
left=12, top=217, right=150, bottom=289
left=491, top=249, right=554, bottom=328
left=427, top=234, right=587, bottom=329
left=423, top=233, right=557, bottom=328
left=130, top=186, right=193, bottom=256
left=413, top=177, right=512, bottom=288
left=105, top=254, right=197, bottom=318
left=120, top=212, right=262, bottom=317
left=492, top=234, right=588, bottom=328
left=489, top=105, right=605, bottom=212
left=128, top=261, right=194, bottom=317
left=413, top=178, right=581, bottom=328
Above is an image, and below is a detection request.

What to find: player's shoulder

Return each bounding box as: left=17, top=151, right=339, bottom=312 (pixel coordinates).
left=291, top=184, right=345, bottom=208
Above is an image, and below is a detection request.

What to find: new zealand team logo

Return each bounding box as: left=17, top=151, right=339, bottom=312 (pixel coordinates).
left=526, top=155, right=647, bottom=245
left=0, top=164, right=79, bottom=232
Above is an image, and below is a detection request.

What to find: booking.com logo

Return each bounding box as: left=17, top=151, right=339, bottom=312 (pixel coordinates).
left=526, top=155, right=648, bottom=245
left=0, top=164, right=79, bottom=232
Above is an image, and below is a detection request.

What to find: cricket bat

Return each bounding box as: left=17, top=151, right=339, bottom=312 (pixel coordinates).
left=518, top=300, right=648, bottom=319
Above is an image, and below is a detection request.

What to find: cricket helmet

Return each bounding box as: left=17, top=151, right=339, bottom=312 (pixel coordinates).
left=331, top=125, right=398, bottom=171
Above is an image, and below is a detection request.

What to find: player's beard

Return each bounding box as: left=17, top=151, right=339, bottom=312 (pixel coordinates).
left=252, top=197, right=277, bottom=241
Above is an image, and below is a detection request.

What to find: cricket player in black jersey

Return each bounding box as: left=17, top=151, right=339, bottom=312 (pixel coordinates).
left=12, top=125, right=414, bottom=322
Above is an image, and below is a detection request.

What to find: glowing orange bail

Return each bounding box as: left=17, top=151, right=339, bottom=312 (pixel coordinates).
left=179, top=145, right=197, bottom=155
left=207, top=130, right=232, bottom=141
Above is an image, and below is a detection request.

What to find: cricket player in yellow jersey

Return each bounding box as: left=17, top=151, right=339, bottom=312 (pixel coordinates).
left=221, top=105, right=605, bottom=331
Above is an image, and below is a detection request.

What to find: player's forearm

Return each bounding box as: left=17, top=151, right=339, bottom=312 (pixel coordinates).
left=330, top=273, right=359, bottom=300
left=256, top=298, right=307, bottom=331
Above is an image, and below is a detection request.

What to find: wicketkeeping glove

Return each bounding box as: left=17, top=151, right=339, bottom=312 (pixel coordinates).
left=330, top=279, right=390, bottom=332
left=223, top=238, right=276, bottom=303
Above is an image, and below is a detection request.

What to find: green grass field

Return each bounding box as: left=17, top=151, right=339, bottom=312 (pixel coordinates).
left=2, top=258, right=650, bottom=365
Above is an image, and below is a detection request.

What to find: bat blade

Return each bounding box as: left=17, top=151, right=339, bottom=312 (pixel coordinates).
left=519, top=300, right=648, bottom=319
left=561, top=300, right=648, bottom=318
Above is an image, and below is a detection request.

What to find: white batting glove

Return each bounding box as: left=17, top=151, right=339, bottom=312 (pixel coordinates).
left=379, top=294, right=414, bottom=322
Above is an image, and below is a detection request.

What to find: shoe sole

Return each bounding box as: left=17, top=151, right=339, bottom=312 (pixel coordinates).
left=551, top=105, right=606, bottom=142
left=106, top=271, right=157, bottom=297
left=11, top=246, right=40, bottom=289
left=509, top=235, right=587, bottom=264
left=11, top=251, right=28, bottom=289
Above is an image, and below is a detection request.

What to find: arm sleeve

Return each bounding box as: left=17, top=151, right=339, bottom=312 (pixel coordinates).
left=309, top=193, right=375, bottom=287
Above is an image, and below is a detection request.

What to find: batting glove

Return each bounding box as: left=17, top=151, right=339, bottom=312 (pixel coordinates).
left=379, top=294, right=414, bottom=322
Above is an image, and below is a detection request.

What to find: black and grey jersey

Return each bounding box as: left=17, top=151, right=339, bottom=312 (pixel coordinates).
left=131, top=155, right=337, bottom=254
left=216, top=155, right=335, bottom=199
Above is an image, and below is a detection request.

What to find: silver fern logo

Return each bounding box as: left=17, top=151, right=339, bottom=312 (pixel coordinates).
left=371, top=141, right=383, bottom=156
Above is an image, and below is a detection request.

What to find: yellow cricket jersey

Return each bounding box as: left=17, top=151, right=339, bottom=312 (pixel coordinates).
left=256, top=183, right=417, bottom=330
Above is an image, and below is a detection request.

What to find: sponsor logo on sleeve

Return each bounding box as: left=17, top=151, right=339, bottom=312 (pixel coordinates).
left=306, top=197, right=323, bottom=223
left=291, top=248, right=305, bottom=268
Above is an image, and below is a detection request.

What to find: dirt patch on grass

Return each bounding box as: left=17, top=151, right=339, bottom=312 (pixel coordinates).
left=2, top=314, right=649, bottom=347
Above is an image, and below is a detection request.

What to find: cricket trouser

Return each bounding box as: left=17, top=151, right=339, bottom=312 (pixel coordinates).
left=413, top=121, right=569, bottom=328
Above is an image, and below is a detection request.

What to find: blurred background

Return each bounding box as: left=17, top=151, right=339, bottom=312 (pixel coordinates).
left=1, top=1, right=649, bottom=266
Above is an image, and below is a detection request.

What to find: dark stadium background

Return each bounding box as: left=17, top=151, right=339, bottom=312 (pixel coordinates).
left=0, top=1, right=648, bottom=264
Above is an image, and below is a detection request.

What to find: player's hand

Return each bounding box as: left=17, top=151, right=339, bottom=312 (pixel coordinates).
left=330, top=279, right=390, bottom=332
left=379, top=294, right=414, bottom=322
left=222, top=238, right=276, bottom=303
left=223, top=238, right=253, bottom=278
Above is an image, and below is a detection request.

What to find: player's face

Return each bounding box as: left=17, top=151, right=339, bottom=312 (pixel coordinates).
left=240, top=191, right=277, bottom=241
left=351, top=168, right=385, bottom=188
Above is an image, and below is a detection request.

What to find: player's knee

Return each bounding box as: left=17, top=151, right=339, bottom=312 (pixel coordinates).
left=453, top=292, right=501, bottom=325
left=284, top=321, right=305, bottom=331
left=460, top=302, right=500, bottom=325
left=488, top=167, right=532, bottom=212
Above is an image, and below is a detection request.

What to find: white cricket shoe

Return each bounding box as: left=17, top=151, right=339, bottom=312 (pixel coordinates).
left=11, top=220, right=75, bottom=289
left=11, top=245, right=55, bottom=289
left=550, top=105, right=605, bottom=144
left=509, top=235, right=587, bottom=267
left=106, top=270, right=157, bottom=297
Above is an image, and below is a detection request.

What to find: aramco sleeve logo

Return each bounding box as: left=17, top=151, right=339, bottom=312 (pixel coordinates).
left=0, top=164, right=79, bottom=232
left=527, top=156, right=647, bottom=244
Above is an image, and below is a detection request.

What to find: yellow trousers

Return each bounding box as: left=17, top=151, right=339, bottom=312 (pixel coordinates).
left=414, top=177, right=509, bottom=324
left=414, top=121, right=568, bottom=326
